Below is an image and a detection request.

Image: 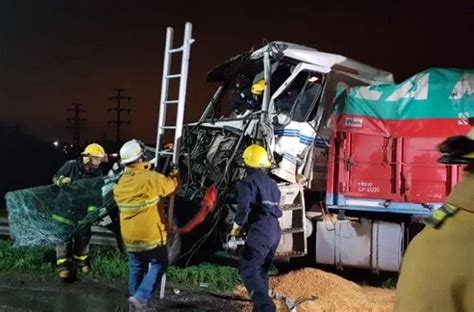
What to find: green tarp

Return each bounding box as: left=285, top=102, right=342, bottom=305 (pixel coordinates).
left=334, top=68, right=474, bottom=137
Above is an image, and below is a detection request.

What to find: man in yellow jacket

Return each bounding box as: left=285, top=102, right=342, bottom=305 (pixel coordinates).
left=113, top=139, right=179, bottom=310
left=395, top=130, right=474, bottom=312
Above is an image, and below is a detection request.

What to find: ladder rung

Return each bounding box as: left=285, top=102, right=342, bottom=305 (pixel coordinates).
left=166, top=74, right=182, bottom=79
left=163, top=100, right=179, bottom=104
left=169, top=47, right=183, bottom=53
left=158, top=151, right=174, bottom=155
left=157, top=151, right=189, bottom=156
left=160, top=126, right=176, bottom=130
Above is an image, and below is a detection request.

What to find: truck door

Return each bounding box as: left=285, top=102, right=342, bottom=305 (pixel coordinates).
left=343, top=133, right=399, bottom=201
left=400, top=137, right=457, bottom=203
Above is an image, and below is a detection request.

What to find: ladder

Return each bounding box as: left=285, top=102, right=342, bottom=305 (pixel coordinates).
left=155, top=22, right=194, bottom=300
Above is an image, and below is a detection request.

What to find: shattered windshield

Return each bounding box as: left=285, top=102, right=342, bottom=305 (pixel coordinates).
left=202, top=59, right=297, bottom=121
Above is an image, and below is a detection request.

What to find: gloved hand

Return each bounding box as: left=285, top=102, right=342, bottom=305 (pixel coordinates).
left=56, top=176, right=72, bottom=187
left=230, top=222, right=243, bottom=237
left=168, top=162, right=179, bottom=176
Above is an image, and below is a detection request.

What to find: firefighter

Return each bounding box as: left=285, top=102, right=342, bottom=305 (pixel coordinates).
left=231, top=144, right=282, bottom=312
left=52, top=143, right=106, bottom=279
left=233, top=79, right=266, bottom=115
left=394, top=129, right=474, bottom=312
left=113, top=139, right=179, bottom=310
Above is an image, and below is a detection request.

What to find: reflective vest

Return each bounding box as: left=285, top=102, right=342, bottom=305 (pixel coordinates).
left=113, top=162, right=179, bottom=252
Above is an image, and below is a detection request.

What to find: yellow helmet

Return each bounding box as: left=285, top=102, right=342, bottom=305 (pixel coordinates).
left=251, top=80, right=266, bottom=96
left=242, top=144, right=271, bottom=168
left=81, top=143, right=106, bottom=158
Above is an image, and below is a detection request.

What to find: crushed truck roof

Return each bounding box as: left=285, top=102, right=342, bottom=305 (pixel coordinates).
left=206, top=41, right=394, bottom=83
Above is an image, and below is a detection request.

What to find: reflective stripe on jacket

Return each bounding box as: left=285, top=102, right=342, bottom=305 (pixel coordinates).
left=113, top=162, right=179, bottom=252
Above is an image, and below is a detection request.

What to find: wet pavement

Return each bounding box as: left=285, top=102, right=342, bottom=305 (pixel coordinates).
left=0, top=286, right=128, bottom=312
left=0, top=273, right=246, bottom=312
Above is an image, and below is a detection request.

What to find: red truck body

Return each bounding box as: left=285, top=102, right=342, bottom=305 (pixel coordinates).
left=326, top=131, right=464, bottom=215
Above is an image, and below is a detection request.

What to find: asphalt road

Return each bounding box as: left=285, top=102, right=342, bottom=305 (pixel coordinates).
left=0, top=273, right=246, bottom=312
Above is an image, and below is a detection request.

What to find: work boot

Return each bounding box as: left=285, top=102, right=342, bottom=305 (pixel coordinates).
left=79, top=264, right=90, bottom=274
left=127, top=296, right=148, bottom=311
left=74, top=255, right=91, bottom=274
left=58, top=268, right=70, bottom=279
left=56, top=258, right=71, bottom=280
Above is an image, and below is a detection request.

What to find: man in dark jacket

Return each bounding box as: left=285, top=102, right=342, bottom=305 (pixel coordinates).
left=231, top=144, right=282, bottom=312
left=232, top=80, right=265, bottom=116
left=52, top=143, right=106, bottom=279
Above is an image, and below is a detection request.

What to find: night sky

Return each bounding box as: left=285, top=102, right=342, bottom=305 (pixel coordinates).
left=1, top=0, right=472, bottom=145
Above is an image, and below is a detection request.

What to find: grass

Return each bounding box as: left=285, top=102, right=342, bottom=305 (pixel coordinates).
left=0, top=239, right=53, bottom=275
left=0, top=239, right=240, bottom=290
left=168, top=263, right=240, bottom=291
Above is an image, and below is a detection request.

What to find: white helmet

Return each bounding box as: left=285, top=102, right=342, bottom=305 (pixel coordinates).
left=119, top=139, right=145, bottom=165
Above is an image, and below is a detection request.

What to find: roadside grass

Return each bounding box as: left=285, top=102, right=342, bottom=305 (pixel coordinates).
left=0, top=239, right=53, bottom=275
left=0, top=239, right=240, bottom=290
left=168, top=263, right=240, bottom=291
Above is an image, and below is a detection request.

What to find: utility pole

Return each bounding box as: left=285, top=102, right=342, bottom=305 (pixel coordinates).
left=108, top=88, right=131, bottom=143
left=66, top=103, right=87, bottom=148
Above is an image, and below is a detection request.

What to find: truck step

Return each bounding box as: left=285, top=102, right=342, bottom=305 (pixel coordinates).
left=281, top=205, right=304, bottom=211
left=281, top=227, right=304, bottom=234
left=275, top=251, right=306, bottom=258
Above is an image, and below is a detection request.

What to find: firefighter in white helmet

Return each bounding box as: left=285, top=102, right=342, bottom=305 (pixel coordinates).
left=113, top=139, right=180, bottom=309
left=52, top=143, right=107, bottom=279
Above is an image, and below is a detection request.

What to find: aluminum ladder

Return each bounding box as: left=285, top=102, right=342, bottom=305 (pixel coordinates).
left=155, top=22, right=194, bottom=300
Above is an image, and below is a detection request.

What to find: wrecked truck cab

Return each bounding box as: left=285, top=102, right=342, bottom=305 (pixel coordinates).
left=174, top=42, right=395, bottom=263
left=189, top=41, right=393, bottom=186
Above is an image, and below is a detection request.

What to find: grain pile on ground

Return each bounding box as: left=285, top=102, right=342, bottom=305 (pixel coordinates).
left=236, top=268, right=395, bottom=312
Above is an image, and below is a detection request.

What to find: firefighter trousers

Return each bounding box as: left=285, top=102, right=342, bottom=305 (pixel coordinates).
left=240, top=241, right=279, bottom=312
left=55, top=227, right=92, bottom=266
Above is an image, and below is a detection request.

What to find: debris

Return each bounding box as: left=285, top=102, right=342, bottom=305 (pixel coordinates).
left=235, top=268, right=395, bottom=312
left=176, top=184, right=217, bottom=234
left=199, top=282, right=209, bottom=288
left=173, top=288, right=181, bottom=295
left=271, top=268, right=395, bottom=312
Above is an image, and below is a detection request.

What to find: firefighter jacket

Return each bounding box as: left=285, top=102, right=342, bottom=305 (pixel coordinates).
left=395, top=167, right=474, bottom=312
left=446, top=166, right=474, bottom=213
left=235, top=169, right=282, bottom=249
left=113, top=162, right=179, bottom=252
left=53, top=159, right=102, bottom=183
left=52, top=159, right=103, bottom=223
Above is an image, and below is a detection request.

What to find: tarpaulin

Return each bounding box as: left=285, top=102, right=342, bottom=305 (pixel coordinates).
left=334, top=68, right=474, bottom=137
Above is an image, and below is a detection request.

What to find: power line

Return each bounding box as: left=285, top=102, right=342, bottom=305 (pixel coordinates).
left=108, top=88, right=131, bottom=143
left=66, top=103, right=87, bottom=147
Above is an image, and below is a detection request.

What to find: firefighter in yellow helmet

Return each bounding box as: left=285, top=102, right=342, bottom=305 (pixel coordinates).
left=231, top=144, right=282, bottom=312
left=52, top=143, right=107, bottom=279
left=395, top=127, right=474, bottom=312
left=233, top=79, right=266, bottom=116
